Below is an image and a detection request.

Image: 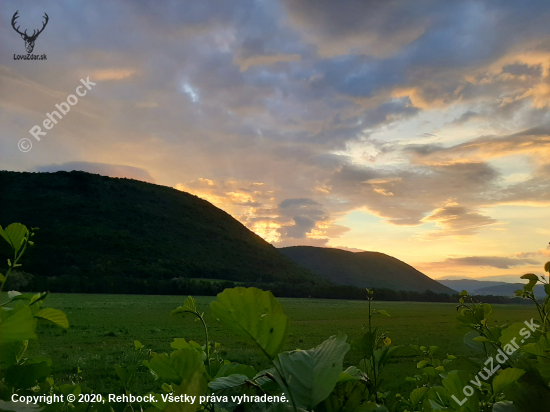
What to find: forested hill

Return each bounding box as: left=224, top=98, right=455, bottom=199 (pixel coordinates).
left=0, top=171, right=320, bottom=290
left=279, top=246, right=456, bottom=294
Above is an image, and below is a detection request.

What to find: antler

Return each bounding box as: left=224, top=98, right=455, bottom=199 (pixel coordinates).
left=32, top=13, right=49, bottom=38
left=11, top=11, right=26, bottom=36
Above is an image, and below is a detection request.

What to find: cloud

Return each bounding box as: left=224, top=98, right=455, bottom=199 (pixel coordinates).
left=419, top=203, right=497, bottom=238
left=276, top=198, right=328, bottom=239
left=2, top=0, right=550, bottom=263
left=424, top=256, right=540, bottom=269
left=283, top=0, right=427, bottom=58
left=407, top=126, right=550, bottom=165
left=234, top=54, right=301, bottom=72
left=93, top=69, right=137, bottom=81
left=33, top=162, right=155, bottom=183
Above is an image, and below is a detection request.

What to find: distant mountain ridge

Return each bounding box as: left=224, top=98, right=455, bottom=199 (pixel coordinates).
left=439, top=279, right=545, bottom=298
left=279, top=246, right=456, bottom=294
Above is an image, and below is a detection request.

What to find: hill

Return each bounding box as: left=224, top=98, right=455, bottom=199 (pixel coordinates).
left=279, top=246, right=456, bottom=294
left=0, top=171, right=320, bottom=291
left=439, top=279, right=545, bottom=298
left=438, top=279, right=507, bottom=293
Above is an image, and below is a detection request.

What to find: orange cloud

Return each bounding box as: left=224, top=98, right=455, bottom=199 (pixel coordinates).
left=93, top=69, right=136, bottom=81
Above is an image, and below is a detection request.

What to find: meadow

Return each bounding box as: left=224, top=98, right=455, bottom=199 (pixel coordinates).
left=25, top=293, right=536, bottom=396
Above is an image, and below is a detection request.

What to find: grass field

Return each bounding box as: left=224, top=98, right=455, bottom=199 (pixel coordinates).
left=25, top=293, right=536, bottom=396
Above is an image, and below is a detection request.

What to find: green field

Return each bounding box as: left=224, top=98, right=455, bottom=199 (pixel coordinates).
left=26, top=293, right=535, bottom=396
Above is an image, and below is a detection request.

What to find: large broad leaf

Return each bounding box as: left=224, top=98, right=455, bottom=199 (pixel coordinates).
left=493, top=368, right=525, bottom=394
left=410, top=387, right=429, bottom=407
left=215, top=362, right=257, bottom=379
left=272, top=334, right=350, bottom=410
left=146, top=353, right=181, bottom=384
left=35, top=308, right=69, bottom=329
left=165, top=348, right=207, bottom=412
left=317, top=379, right=368, bottom=412
left=0, top=340, right=28, bottom=366
left=210, top=287, right=289, bottom=359
left=463, top=331, right=486, bottom=353
left=6, top=358, right=51, bottom=389
left=0, top=400, right=42, bottom=412
left=492, top=401, right=521, bottom=412
left=442, top=370, right=479, bottom=412
left=0, top=305, right=37, bottom=344
left=350, top=330, right=377, bottom=358
left=0, top=223, right=28, bottom=252
left=500, top=323, right=537, bottom=347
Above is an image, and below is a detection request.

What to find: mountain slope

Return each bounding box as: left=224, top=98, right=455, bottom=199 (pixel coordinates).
left=0, top=171, right=319, bottom=285
left=279, top=246, right=456, bottom=294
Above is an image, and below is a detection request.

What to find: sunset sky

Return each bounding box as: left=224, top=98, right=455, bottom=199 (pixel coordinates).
left=2, top=0, right=550, bottom=281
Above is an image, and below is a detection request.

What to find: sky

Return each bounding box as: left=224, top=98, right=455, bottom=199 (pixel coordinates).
left=1, top=0, right=550, bottom=281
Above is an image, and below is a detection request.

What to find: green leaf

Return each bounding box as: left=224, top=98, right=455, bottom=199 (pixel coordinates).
left=0, top=340, right=28, bottom=365
left=215, top=362, right=257, bottom=379
left=417, top=360, right=429, bottom=369
left=410, top=387, right=429, bottom=406
left=524, top=279, right=537, bottom=292
left=464, top=331, right=486, bottom=353
left=500, top=323, right=536, bottom=347
left=0, top=401, right=41, bottom=412
left=209, top=374, right=248, bottom=391
left=166, top=348, right=207, bottom=412
left=171, top=296, right=198, bottom=316
left=147, top=353, right=181, bottom=384
left=0, top=305, right=37, bottom=344
left=545, top=261, right=550, bottom=273
left=170, top=338, right=193, bottom=350
left=460, top=290, right=469, bottom=296
left=544, top=284, right=550, bottom=296
left=0, top=223, right=28, bottom=252
left=492, top=368, right=525, bottom=394
left=442, top=370, right=479, bottom=410
left=29, top=292, right=48, bottom=306
left=114, top=364, right=136, bottom=387
left=134, top=340, right=144, bottom=349
left=377, top=310, right=390, bottom=317
left=351, top=330, right=377, bottom=358
left=34, top=308, right=69, bottom=329
left=521, top=273, right=539, bottom=281
left=6, top=357, right=51, bottom=389
left=273, top=334, right=350, bottom=410
left=473, top=336, right=490, bottom=342
left=424, top=387, right=451, bottom=410
left=210, top=287, right=289, bottom=359
left=492, top=401, right=521, bottom=412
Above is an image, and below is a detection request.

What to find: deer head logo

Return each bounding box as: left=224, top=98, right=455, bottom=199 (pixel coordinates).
left=11, top=11, right=49, bottom=54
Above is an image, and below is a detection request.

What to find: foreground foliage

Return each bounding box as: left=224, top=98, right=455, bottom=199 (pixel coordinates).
left=1, top=223, right=549, bottom=412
